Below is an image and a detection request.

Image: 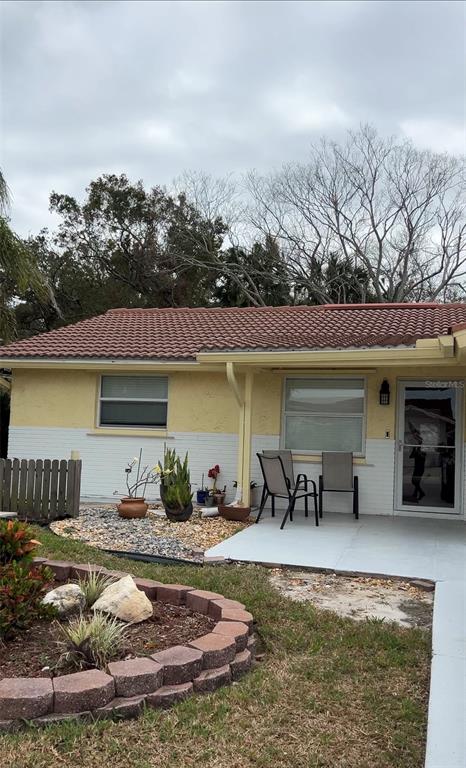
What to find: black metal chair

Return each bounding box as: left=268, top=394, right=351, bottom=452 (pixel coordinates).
left=318, top=452, right=359, bottom=520
left=257, top=449, right=309, bottom=519
left=256, top=453, right=319, bottom=529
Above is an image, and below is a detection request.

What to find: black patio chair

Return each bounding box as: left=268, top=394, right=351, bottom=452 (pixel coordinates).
left=318, top=451, right=359, bottom=520
left=257, top=449, right=309, bottom=519
left=256, top=453, right=319, bottom=529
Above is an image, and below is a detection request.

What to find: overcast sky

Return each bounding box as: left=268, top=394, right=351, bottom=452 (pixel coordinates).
left=1, top=0, right=465, bottom=236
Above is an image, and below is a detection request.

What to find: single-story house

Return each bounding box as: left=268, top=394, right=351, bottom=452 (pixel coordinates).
left=1, top=302, right=466, bottom=519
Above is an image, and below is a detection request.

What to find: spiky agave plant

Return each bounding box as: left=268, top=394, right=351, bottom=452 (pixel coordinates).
left=160, top=449, right=193, bottom=509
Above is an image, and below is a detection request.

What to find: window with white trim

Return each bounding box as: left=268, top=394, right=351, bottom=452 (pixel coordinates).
left=282, top=378, right=365, bottom=453
left=99, top=376, right=168, bottom=428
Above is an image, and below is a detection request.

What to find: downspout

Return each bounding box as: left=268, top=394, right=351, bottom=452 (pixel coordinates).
left=226, top=363, right=253, bottom=506
left=226, top=363, right=245, bottom=504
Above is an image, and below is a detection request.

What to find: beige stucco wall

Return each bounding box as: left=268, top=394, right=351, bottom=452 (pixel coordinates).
left=9, top=364, right=466, bottom=440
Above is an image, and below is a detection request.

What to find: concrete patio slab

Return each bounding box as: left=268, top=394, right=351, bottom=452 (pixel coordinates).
left=206, top=512, right=466, bottom=768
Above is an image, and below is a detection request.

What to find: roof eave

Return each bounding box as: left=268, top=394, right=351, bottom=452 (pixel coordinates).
left=0, top=357, right=223, bottom=372
left=196, top=337, right=458, bottom=367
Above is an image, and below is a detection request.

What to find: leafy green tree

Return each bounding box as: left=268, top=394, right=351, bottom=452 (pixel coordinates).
left=293, top=253, right=375, bottom=305
left=215, top=237, right=292, bottom=307
left=49, top=174, right=225, bottom=311
left=0, top=171, right=50, bottom=341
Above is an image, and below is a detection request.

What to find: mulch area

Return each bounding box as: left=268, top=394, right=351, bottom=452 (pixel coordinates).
left=0, top=599, right=215, bottom=679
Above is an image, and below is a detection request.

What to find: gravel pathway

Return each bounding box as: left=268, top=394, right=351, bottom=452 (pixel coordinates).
left=50, top=505, right=250, bottom=562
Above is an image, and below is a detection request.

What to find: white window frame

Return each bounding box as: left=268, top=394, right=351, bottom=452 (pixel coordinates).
left=280, top=375, right=367, bottom=456
left=98, top=375, right=169, bottom=429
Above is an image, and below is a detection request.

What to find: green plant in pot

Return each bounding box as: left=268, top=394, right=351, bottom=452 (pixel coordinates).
left=159, top=448, right=194, bottom=522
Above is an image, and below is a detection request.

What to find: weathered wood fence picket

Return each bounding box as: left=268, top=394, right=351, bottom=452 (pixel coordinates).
left=0, top=458, right=82, bottom=522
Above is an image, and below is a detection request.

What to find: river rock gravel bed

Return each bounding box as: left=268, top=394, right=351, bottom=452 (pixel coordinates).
left=50, top=505, right=250, bottom=562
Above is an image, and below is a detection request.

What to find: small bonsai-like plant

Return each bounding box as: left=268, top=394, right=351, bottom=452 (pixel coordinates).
left=0, top=520, right=54, bottom=641
left=114, top=448, right=161, bottom=499
left=159, top=448, right=193, bottom=510
left=56, top=613, right=127, bottom=671
left=78, top=569, right=116, bottom=608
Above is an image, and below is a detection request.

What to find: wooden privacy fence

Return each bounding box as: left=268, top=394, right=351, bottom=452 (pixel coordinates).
left=0, top=458, right=82, bottom=522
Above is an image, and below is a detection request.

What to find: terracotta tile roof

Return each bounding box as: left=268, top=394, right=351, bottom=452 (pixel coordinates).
left=0, top=303, right=465, bottom=361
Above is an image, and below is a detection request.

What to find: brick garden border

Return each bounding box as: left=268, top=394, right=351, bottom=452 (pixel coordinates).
left=0, top=559, right=256, bottom=730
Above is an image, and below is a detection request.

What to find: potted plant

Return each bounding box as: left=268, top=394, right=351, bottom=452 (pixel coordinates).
left=114, top=450, right=160, bottom=519
left=159, top=447, right=194, bottom=523
left=208, top=465, right=226, bottom=506
left=196, top=474, right=209, bottom=505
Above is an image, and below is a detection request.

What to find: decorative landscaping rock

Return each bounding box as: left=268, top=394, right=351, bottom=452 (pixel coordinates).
left=133, top=577, right=162, bottom=600
left=0, top=677, right=53, bottom=720
left=95, top=695, right=146, bottom=721
left=230, top=649, right=252, bottom=680
left=220, top=608, right=254, bottom=632
left=107, top=657, right=163, bottom=697
left=152, top=645, right=203, bottom=685
left=189, top=633, right=236, bottom=669
left=32, top=711, right=92, bottom=728
left=50, top=505, right=251, bottom=563
left=212, top=620, right=249, bottom=652
left=193, top=664, right=231, bottom=693
left=71, top=563, right=104, bottom=580
left=186, top=589, right=223, bottom=614
left=92, top=575, right=153, bottom=623
left=42, top=583, right=86, bottom=616
left=146, top=682, right=193, bottom=709
left=1, top=560, right=255, bottom=727
left=0, top=720, right=21, bottom=733
left=156, top=583, right=193, bottom=605
left=208, top=598, right=246, bottom=621
left=53, top=669, right=115, bottom=714
left=200, top=507, right=219, bottom=518
left=43, top=560, right=72, bottom=581
left=247, top=635, right=257, bottom=657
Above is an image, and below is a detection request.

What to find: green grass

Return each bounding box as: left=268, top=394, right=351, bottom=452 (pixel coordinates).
left=0, top=525, right=431, bottom=768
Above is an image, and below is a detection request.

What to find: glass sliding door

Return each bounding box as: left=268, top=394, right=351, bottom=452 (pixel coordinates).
left=396, top=381, right=463, bottom=514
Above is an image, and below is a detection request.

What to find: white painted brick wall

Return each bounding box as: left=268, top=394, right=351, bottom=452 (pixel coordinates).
left=8, top=427, right=238, bottom=502
left=8, top=428, right=463, bottom=517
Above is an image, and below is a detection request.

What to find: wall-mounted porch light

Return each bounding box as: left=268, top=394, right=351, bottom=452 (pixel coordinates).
left=379, top=379, right=390, bottom=406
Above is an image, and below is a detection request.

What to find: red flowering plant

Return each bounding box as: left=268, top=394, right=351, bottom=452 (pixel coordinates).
left=207, top=465, right=221, bottom=493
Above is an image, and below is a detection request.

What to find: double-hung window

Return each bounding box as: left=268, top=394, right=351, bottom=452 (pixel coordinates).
left=99, top=376, right=168, bottom=428
left=282, top=378, right=365, bottom=454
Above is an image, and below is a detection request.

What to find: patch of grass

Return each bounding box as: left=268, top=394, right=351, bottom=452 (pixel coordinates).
left=0, top=525, right=431, bottom=768
left=78, top=568, right=116, bottom=607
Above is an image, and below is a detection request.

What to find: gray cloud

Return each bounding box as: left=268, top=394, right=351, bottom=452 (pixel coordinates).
left=1, top=0, right=464, bottom=235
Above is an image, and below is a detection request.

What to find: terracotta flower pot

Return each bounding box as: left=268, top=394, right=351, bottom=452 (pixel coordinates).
left=218, top=505, right=251, bottom=522
left=213, top=492, right=226, bottom=506
left=117, top=497, right=148, bottom=519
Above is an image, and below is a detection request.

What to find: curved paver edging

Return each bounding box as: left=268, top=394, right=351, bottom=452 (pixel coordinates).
left=0, top=559, right=256, bottom=730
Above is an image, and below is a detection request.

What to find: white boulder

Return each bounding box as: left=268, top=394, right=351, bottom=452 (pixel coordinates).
left=92, top=575, right=153, bottom=624
left=42, top=583, right=86, bottom=616
left=201, top=506, right=219, bottom=518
